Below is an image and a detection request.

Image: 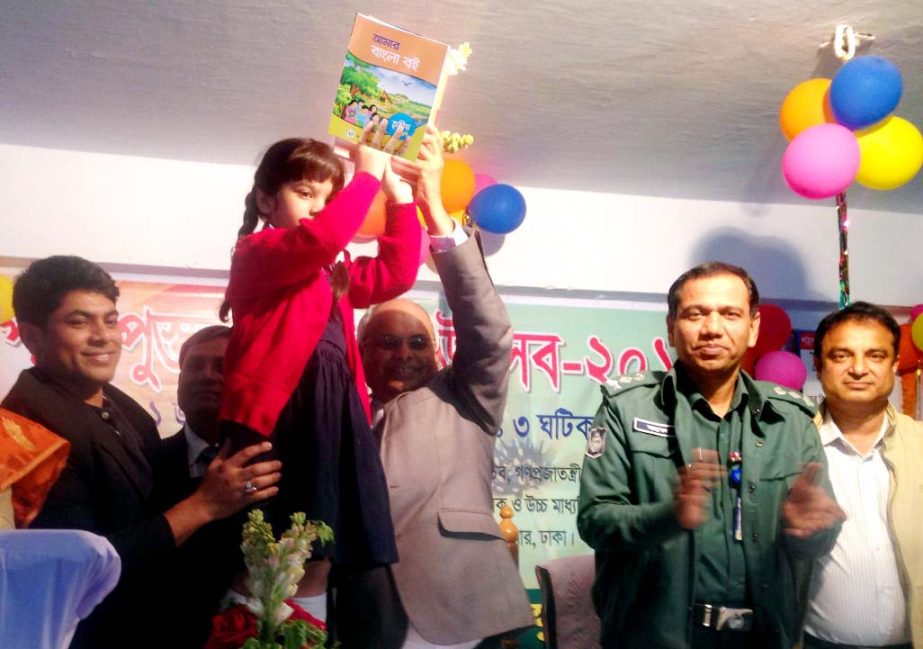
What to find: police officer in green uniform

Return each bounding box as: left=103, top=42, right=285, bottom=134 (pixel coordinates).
left=577, top=262, right=845, bottom=649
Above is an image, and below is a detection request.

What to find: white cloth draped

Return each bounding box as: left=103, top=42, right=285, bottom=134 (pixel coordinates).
left=0, top=529, right=121, bottom=649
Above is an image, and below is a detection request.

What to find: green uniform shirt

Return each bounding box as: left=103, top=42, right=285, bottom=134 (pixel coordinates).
left=679, top=369, right=748, bottom=607
left=577, top=366, right=841, bottom=649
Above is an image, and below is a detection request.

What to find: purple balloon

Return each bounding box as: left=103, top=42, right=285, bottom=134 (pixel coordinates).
left=781, top=123, right=860, bottom=199
left=754, top=351, right=807, bottom=391
left=911, top=304, right=923, bottom=321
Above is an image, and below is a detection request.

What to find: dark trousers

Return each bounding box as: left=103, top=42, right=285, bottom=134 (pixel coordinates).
left=690, top=625, right=760, bottom=649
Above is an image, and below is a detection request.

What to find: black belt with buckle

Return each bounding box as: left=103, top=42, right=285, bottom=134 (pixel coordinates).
left=692, top=603, right=754, bottom=632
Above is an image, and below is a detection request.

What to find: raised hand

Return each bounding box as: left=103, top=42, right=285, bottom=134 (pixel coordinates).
left=412, top=125, right=453, bottom=236
left=353, top=120, right=391, bottom=179
left=381, top=158, right=413, bottom=204
left=782, top=463, right=846, bottom=538
left=673, top=448, right=724, bottom=530
left=382, top=121, right=409, bottom=155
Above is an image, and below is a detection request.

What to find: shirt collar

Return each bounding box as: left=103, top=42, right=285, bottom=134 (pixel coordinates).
left=665, top=363, right=751, bottom=417
left=819, top=407, right=890, bottom=450
left=183, top=423, right=212, bottom=471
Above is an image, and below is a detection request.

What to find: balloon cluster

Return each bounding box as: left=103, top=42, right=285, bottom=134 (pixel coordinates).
left=441, top=160, right=527, bottom=237
left=780, top=56, right=923, bottom=199
left=897, top=309, right=923, bottom=419
left=354, top=150, right=527, bottom=263
left=908, top=304, right=923, bottom=360
left=744, top=304, right=807, bottom=391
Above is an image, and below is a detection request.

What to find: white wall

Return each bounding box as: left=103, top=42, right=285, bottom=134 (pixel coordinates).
left=2, top=142, right=920, bottom=321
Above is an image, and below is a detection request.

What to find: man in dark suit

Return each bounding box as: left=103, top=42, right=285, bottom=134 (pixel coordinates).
left=2, top=256, right=281, bottom=649
left=157, top=325, right=230, bottom=503
left=153, top=324, right=238, bottom=649
left=335, top=127, right=532, bottom=648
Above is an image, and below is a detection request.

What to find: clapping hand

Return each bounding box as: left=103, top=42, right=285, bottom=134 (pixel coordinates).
left=782, top=463, right=846, bottom=538
left=673, top=448, right=724, bottom=530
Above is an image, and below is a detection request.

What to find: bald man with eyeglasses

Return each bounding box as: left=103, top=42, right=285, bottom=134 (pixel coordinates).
left=332, top=127, right=532, bottom=649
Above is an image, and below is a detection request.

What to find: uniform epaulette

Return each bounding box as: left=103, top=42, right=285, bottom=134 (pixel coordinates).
left=760, top=382, right=817, bottom=416
left=601, top=371, right=662, bottom=398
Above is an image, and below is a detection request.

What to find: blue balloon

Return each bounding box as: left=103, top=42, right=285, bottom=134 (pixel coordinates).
left=830, top=56, right=903, bottom=130
left=468, top=184, right=526, bottom=234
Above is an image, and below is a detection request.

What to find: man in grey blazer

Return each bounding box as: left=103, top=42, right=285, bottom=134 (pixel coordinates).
left=334, top=127, right=533, bottom=648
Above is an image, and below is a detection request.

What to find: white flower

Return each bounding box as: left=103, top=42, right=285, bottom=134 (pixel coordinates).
left=447, top=42, right=472, bottom=76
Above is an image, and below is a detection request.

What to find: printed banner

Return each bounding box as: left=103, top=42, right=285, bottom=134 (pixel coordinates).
left=0, top=280, right=674, bottom=597
left=0, top=281, right=226, bottom=434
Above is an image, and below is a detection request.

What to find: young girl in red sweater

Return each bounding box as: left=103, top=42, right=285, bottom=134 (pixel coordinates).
left=218, top=138, right=420, bottom=620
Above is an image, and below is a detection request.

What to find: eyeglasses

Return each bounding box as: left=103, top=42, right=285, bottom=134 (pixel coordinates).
left=372, top=334, right=432, bottom=351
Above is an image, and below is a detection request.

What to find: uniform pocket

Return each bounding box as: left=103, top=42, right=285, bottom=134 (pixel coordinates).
left=437, top=509, right=503, bottom=539
left=629, top=430, right=679, bottom=459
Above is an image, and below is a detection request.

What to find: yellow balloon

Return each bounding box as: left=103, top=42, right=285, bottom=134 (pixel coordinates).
left=0, top=274, right=13, bottom=323
left=449, top=209, right=469, bottom=227
left=855, top=116, right=923, bottom=190
left=779, top=78, right=835, bottom=141
left=912, top=314, right=923, bottom=354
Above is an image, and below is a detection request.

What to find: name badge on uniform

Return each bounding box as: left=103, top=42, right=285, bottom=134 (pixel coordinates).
left=585, top=426, right=606, bottom=459
left=632, top=417, right=674, bottom=438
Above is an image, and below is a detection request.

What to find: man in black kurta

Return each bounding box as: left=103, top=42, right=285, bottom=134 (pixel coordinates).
left=3, top=256, right=280, bottom=649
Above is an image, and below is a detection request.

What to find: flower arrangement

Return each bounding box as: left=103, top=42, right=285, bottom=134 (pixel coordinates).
left=446, top=42, right=472, bottom=76
left=441, top=131, right=475, bottom=153
left=442, top=43, right=474, bottom=153
left=206, top=510, right=333, bottom=649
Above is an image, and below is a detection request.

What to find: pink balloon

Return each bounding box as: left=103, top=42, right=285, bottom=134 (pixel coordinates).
left=352, top=233, right=377, bottom=244
left=754, top=350, right=807, bottom=391
left=781, top=124, right=860, bottom=199
left=911, top=304, right=923, bottom=321
left=474, top=173, right=497, bottom=194
left=418, top=230, right=431, bottom=266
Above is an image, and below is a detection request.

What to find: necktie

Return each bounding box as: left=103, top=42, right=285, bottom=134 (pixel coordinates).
left=197, top=445, right=218, bottom=469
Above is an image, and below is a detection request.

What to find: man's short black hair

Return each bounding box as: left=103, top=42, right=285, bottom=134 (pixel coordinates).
left=667, top=261, right=760, bottom=320
left=813, top=301, right=901, bottom=359
left=178, top=325, right=231, bottom=367
left=13, top=256, right=119, bottom=327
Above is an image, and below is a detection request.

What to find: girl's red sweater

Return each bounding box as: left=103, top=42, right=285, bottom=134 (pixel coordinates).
left=219, top=172, right=421, bottom=435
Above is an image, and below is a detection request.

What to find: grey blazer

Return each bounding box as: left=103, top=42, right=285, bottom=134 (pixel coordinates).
left=337, top=236, right=533, bottom=647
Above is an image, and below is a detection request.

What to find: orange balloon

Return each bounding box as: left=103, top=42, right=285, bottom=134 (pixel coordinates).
left=357, top=190, right=387, bottom=239
left=440, top=158, right=476, bottom=213
left=0, top=275, right=13, bottom=323
left=779, top=78, right=836, bottom=141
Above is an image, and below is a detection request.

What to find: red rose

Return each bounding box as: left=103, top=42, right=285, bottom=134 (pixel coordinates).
left=204, top=604, right=258, bottom=649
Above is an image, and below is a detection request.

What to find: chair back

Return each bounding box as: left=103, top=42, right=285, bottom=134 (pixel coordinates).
left=534, top=554, right=600, bottom=649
